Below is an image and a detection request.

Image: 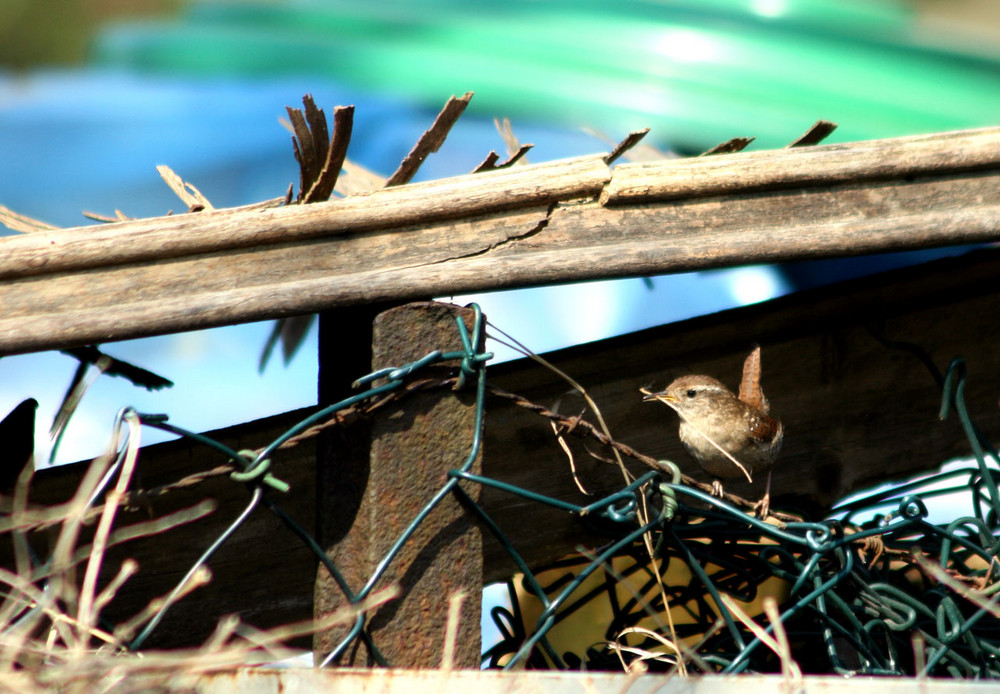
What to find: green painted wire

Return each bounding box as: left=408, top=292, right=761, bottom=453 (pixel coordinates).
left=128, top=486, right=263, bottom=650
left=121, top=332, right=1000, bottom=674
left=940, top=359, right=1000, bottom=526
left=131, top=304, right=492, bottom=658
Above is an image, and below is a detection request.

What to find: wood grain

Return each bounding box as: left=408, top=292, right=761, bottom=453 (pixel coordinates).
left=600, top=127, right=1000, bottom=203
left=0, top=154, right=610, bottom=280
left=0, top=128, right=998, bottom=354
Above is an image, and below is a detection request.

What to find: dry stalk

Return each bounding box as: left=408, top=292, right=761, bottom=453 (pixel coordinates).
left=719, top=593, right=803, bottom=683
left=440, top=590, right=467, bottom=671
left=0, top=405, right=401, bottom=692
left=486, top=321, right=686, bottom=674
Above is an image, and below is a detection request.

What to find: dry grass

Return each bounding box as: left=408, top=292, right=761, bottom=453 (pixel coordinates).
left=0, top=409, right=396, bottom=693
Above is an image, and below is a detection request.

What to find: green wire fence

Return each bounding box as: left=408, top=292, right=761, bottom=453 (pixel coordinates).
left=14, top=303, right=1000, bottom=676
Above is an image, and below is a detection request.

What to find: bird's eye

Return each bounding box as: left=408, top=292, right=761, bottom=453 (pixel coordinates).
left=685, top=389, right=697, bottom=398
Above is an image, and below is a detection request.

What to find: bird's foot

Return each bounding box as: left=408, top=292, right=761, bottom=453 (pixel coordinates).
left=753, top=493, right=771, bottom=520
left=710, top=479, right=724, bottom=498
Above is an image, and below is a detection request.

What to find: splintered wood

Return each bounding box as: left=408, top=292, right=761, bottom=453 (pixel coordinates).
left=1, top=125, right=1000, bottom=354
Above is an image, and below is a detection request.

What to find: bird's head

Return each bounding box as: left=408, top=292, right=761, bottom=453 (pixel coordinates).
left=642, top=375, right=733, bottom=417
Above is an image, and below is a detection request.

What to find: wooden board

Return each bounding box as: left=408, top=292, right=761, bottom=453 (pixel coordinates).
left=194, top=670, right=1000, bottom=694
left=1, top=128, right=999, bottom=353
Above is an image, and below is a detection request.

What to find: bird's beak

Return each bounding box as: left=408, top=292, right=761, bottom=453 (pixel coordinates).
left=641, top=390, right=677, bottom=404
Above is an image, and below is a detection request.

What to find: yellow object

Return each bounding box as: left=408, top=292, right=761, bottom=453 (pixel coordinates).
left=513, top=531, right=792, bottom=668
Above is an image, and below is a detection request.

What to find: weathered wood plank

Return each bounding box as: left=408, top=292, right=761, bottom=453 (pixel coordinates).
left=194, top=670, right=1000, bottom=694
left=0, top=154, right=610, bottom=278
left=601, top=127, right=1000, bottom=202
left=486, top=171, right=1000, bottom=277
left=0, top=207, right=550, bottom=352
left=1, top=128, right=999, bottom=354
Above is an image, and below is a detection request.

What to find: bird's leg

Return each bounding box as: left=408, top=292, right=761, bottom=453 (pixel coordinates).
left=710, top=479, right=724, bottom=498
left=753, top=469, right=773, bottom=519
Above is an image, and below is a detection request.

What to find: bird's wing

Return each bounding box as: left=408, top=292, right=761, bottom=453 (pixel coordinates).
left=747, top=411, right=781, bottom=445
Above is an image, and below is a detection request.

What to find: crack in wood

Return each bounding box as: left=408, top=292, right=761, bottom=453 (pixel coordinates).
left=432, top=202, right=558, bottom=266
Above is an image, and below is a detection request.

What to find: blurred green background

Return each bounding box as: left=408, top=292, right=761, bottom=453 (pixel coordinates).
left=2, top=0, right=999, bottom=463
left=0, top=0, right=182, bottom=69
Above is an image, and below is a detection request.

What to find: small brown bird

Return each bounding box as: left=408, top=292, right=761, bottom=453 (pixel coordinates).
left=643, top=347, right=783, bottom=517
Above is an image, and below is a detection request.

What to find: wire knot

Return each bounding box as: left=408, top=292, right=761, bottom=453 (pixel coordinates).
left=453, top=303, right=491, bottom=389
left=654, top=460, right=681, bottom=522
left=229, top=449, right=290, bottom=493
left=560, top=414, right=584, bottom=435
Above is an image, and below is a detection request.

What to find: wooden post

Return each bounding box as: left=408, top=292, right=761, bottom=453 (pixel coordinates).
left=314, top=301, right=484, bottom=668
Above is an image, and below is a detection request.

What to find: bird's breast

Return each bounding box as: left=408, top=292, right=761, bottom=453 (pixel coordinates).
left=677, top=416, right=782, bottom=479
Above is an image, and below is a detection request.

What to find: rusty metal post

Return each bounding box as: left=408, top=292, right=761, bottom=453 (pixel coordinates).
left=314, top=301, right=484, bottom=668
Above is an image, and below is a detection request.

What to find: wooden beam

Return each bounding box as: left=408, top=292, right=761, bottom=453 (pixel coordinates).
left=2, top=128, right=1000, bottom=353
left=600, top=127, right=1000, bottom=202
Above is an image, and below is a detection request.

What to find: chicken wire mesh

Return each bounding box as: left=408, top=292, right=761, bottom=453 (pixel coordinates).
left=3, top=304, right=1000, bottom=679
